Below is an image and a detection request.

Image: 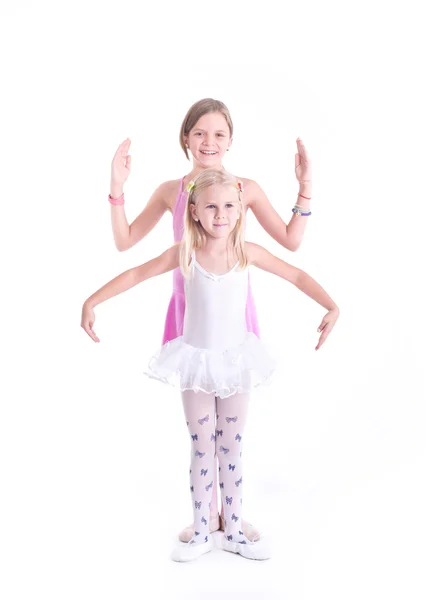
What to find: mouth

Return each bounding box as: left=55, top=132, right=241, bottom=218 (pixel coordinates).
left=200, top=150, right=218, bottom=156
left=213, top=224, right=227, bottom=227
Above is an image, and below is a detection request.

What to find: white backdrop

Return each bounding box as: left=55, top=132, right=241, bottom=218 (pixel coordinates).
left=1, top=1, right=425, bottom=599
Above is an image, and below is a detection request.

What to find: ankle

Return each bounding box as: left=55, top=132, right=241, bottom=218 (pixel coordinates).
left=190, top=533, right=211, bottom=546
left=225, top=530, right=248, bottom=544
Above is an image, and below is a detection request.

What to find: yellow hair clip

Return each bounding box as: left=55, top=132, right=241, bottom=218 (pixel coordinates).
left=186, top=180, right=195, bottom=193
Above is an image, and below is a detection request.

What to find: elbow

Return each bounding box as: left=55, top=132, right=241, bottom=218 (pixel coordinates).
left=284, top=238, right=301, bottom=252
left=279, top=232, right=301, bottom=252
left=115, top=238, right=131, bottom=252
left=114, top=227, right=133, bottom=252
left=288, top=240, right=301, bottom=252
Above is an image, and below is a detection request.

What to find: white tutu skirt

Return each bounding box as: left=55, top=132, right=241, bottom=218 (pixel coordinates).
left=144, top=332, right=275, bottom=399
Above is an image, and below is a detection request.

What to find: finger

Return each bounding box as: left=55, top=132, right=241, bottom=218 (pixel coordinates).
left=316, top=326, right=330, bottom=350
left=126, top=155, right=131, bottom=169
left=295, top=153, right=301, bottom=169
left=317, top=319, right=326, bottom=332
left=120, top=140, right=131, bottom=157
left=114, top=139, right=128, bottom=157
left=82, top=322, right=100, bottom=343
left=297, top=138, right=309, bottom=158
left=115, top=139, right=131, bottom=160
left=316, top=328, right=328, bottom=350
left=88, top=327, right=100, bottom=343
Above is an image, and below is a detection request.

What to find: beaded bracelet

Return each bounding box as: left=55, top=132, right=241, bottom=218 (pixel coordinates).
left=292, top=207, right=312, bottom=216
left=108, top=193, right=125, bottom=206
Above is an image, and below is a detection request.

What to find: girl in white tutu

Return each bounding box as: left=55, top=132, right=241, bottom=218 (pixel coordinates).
left=81, top=169, right=339, bottom=562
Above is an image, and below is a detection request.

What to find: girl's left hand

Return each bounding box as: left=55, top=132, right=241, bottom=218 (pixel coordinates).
left=315, top=307, right=339, bottom=351
left=295, top=138, right=312, bottom=183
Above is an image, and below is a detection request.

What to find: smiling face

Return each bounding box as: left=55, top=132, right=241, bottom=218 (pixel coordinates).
left=185, top=112, right=232, bottom=168
left=190, top=184, right=241, bottom=239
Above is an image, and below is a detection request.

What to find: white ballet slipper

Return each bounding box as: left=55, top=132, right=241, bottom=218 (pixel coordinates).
left=219, top=515, right=261, bottom=542
left=220, top=536, right=271, bottom=560
left=171, top=537, right=214, bottom=562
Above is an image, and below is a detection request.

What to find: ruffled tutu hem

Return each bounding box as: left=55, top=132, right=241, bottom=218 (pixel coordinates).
left=144, top=332, right=275, bottom=399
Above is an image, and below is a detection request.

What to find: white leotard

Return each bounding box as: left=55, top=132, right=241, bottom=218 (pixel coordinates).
left=183, top=254, right=248, bottom=351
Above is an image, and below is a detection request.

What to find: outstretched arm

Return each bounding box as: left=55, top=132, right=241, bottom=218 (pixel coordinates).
left=247, top=242, right=339, bottom=350
left=81, top=245, right=180, bottom=342
left=246, top=138, right=312, bottom=252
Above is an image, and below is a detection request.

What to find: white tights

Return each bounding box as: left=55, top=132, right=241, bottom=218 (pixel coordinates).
left=182, top=389, right=250, bottom=546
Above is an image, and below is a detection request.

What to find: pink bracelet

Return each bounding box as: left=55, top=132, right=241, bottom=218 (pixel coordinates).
left=108, top=193, right=124, bottom=206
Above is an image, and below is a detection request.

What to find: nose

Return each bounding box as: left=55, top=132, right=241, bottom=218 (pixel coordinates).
left=203, top=133, right=215, bottom=146
left=214, top=209, right=225, bottom=220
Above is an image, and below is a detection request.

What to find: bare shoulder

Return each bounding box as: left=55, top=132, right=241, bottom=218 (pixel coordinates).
left=238, top=177, right=257, bottom=189
left=244, top=241, right=264, bottom=264
left=236, top=176, right=258, bottom=192
left=245, top=240, right=283, bottom=264
left=154, top=179, right=182, bottom=212
left=237, top=177, right=265, bottom=209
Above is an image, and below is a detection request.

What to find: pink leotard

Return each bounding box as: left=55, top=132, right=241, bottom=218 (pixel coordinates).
left=162, top=177, right=260, bottom=344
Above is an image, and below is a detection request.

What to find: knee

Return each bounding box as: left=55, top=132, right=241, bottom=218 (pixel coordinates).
left=216, top=440, right=240, bottom=460
left=189, top=430, right=215, bottom=456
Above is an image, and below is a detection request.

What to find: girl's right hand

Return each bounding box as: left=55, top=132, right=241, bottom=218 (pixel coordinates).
left=111, top=138, right=132, bottom=188
left=81, top=302, right=100, bottom=343
left=315, top=307, right=339, bottom=351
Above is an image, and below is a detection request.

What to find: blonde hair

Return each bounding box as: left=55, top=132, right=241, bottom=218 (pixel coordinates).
left=179, top=98, right=234, bottom=160
left=180, top=169, right=248, bottom=277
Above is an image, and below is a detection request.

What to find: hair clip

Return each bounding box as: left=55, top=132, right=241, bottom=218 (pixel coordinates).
left=237, top=181, right=244, bottom=192
left=186, top=180, right=195, bottom=193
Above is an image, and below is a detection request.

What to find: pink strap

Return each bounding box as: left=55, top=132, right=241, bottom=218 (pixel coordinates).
left=108, top=193, right=124, bottom=206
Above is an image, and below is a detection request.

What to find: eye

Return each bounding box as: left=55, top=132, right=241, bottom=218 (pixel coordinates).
left=225, top=203, right=234, bottom=208
left=194, top=132, right=202, bottom=136
left=206, top=204, right=215, bottom=209
left=216, top=133, right=225, bottom=137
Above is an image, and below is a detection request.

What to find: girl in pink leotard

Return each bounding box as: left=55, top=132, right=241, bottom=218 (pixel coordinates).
left=108, top=98, right=312, bottom=542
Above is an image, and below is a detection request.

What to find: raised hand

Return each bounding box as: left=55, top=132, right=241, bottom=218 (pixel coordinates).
left=111, top=138, right=132, bottom=189
left=294, top=138, right=312, bottom=184
left=315, top=308, right=339, bottom=351
left=81, top=302, right=100, bottom=343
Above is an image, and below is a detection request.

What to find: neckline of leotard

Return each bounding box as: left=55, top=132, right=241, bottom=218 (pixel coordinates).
left=192, top=251, right=240, bottom=280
